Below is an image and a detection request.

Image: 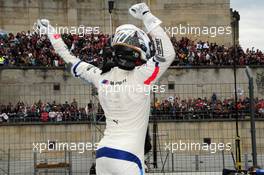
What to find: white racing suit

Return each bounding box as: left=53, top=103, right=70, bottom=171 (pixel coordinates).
left=50, top=24, right=175, bottom=175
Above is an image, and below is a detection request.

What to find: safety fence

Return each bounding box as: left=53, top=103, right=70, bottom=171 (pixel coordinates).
left=1, top=82, right=263, bottom=124
left=0, top=80, right=264, bottom=174
left=0, top=120, right=264, bottom=174
left=0, top=82, right=252, bottom=108
left=1, top=110, right=264, bottom=124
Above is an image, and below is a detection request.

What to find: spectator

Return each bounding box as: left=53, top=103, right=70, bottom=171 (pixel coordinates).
left=257, top=99, right=264, bottom=116
left=41, top=110, right=49, bottom=122
left=0, top=55, right=4, bottom=65
left=49, top=109, right=57, bottom=121
left=71, top=99, right=78, bottom=109
left=56, top=111, right=63, bottom=122
left=0, top=112, right=8, bottom=122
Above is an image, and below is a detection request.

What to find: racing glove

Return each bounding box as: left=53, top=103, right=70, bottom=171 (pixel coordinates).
left=129, top=3, right=162, bottom=33
left=36, top=19, right=78, bottom=64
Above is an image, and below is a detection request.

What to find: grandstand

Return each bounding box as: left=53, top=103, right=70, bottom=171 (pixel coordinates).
left=0, top=32, right=263, bottom=67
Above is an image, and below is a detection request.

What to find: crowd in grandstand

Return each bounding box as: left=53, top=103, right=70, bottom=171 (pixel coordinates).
left=0, top=31, right=108, bottom=67
left=1, top=31, right=264, bottom=122
left=152, top=95, right=264, bottom=119
left=0, top=99, right=85, bottom=122
left=0, top=31, right=263, bottom=67
left=0, top=98, right=106, bottom=123
left=0, top=95, right=264, bottom=123
left=171, top=37, right=264, bottom=66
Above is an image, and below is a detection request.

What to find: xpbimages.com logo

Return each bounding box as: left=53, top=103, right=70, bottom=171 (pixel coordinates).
left=32, top=140, right=99, bottom=153
left=33, top=23, right=100, bottom=37
left=164, top=140, right=232, bottom=154
left=98, top=82, right=166, bottom=95
left=164, top=24, right=232, bottom=38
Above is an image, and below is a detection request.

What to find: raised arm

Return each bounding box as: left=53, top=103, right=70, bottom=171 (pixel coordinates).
left=129, top=3, right=176, bottom=85
left=37, top=19, right=101, bottom=88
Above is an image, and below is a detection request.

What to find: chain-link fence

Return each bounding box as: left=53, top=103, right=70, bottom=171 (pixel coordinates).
left=1, top=82, right=263, bottom=123
left=1, top=121, right=264, bottom=174
left=0, top=82, right=264, bottom=174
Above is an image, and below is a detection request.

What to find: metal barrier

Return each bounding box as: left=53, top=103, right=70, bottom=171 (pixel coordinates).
left=33, top=150, right=72, bottom=175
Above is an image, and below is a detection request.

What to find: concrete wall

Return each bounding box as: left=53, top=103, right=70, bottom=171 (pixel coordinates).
left=1, top=120, right=263, bottom=173
left=0, top=0, right=232, bottom=45
left=0, top=67, right=263, bottom=107
left=1, top=120, right=264, bottom=155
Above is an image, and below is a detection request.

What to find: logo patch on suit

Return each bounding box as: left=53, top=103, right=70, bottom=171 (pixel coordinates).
left=113, top=120, right=119, bottom=124
left=101, top=79, right=127, bottom=85
left=102, top=79, right=109, bottom=84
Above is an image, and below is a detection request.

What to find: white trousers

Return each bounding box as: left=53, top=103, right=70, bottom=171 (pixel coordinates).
left=96, top=147, right=144, bottom=175
left=96, top=157, right=142, bottom=175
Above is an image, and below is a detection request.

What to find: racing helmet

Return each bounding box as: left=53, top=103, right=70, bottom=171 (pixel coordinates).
left=112, top=24, right=154, bottom=70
